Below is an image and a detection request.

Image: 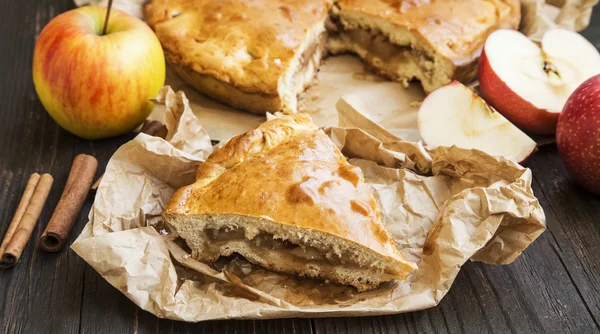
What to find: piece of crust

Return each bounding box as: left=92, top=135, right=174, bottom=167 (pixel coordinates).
left=164, top=114, right=417, bottom=291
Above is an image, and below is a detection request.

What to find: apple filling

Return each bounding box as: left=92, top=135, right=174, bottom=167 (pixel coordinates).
left=169, top=210, right=411, bottom=291
left=326, top=20, right=449, bottom=92
left=202, top=227, right=349, bottom=265
left=196, top=226, right=398, bottom=280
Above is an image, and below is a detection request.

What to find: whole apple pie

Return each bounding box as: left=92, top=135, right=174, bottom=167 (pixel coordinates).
left=145, top=0, right=520, bottom=114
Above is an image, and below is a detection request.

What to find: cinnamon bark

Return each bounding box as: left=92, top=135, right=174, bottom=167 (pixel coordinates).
left=0, top=173, right=53, bottom=269
left=39, top=154, right=98, bottom=253
left=0, top=173, right=41, bottom=257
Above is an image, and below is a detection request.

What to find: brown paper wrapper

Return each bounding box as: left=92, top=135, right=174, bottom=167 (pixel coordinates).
left=71, top=87, right=546, bottom=322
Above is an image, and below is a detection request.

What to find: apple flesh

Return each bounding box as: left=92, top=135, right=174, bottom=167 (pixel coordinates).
left=556, top=74, right=600, bottom=194
left=479, top=29, right=600, bottom=135
left=33, top=6, right=166, bottom=140
left=418, top=81, right=537, bottom=164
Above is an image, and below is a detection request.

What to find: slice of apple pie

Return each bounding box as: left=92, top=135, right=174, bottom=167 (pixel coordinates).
left=163, top=114, right=417, bottom=291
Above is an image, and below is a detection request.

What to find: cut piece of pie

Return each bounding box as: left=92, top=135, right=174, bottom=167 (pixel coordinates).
left=145, top=0, right=332, bottom=114
left=327, top=0, right=521, bottom=93
left=163, top=114, right=417, bottom=291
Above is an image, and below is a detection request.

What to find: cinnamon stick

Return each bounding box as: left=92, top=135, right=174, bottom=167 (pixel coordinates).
left=91, top=120, right=167, bottom=192
left=0, top=174, right=54, bottom=269
left=0, top=173, right=41, bottom=256
left=39, top=154, right=98, bottom=253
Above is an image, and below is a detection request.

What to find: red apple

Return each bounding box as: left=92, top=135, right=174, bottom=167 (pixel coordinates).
left=33, top=6, right=166, bottom=140
left=556, top=74, right=600, bottom=194
left=418, top=81, right=537, bottom=164
left=479, top=29, right=600, bottom=135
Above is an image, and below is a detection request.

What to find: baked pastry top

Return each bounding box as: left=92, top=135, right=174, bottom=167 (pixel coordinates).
left=328, top=0, right=521, bottom=92
left=145, top=0, right=332, bottom=113
left=164, top=114, right=417, bottom=291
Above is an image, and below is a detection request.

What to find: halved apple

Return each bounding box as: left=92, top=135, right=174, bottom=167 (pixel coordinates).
left=418, top=81, right=537, bottom=164
left=479, top=29, right=600, bottom=135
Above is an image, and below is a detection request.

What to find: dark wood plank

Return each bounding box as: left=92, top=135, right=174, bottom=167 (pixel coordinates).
left=133, top=297, right=314, bottom=334
left=79, top=267, right=139, bottom=334
left=529, top=146, right=600, bottom=326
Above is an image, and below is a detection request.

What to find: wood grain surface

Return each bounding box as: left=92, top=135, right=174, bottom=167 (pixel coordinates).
left=1, top=1, right=599, bottom=333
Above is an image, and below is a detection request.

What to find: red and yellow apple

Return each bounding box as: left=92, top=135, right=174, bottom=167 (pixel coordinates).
left=556, top=75, right=600, bottom=194
left=479, top=29, right=600, bottom=135
left=33, top=6, right=165, bottom=140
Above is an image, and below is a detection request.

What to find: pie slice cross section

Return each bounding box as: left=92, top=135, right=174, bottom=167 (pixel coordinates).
left=164, top=114, right=417, bottom=291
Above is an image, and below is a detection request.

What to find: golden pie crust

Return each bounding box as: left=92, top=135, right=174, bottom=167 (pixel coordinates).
left=145, top=0, right=332, bottom=114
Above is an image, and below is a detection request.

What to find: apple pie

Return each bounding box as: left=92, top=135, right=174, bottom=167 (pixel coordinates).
left=163, top=114, right=417, bottom=291
left=145, top=0, right=520, bottom=112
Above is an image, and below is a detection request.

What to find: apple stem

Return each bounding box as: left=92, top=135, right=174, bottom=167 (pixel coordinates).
left=101, top=0, right=114, bottom=36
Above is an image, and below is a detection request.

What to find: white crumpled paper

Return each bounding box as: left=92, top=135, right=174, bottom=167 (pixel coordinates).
left=74, top=0, right=598, bottom=141
left=72, top=87, right=546, bottom=322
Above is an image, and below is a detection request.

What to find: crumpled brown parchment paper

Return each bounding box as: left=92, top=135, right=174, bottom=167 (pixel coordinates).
left=521, top=0, right=598, bottom=39
left=74, top=0, right=598, bottom=141
left=71, top=87, right=546, bottom=321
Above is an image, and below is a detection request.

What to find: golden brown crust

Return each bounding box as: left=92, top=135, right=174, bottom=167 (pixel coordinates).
left=145, top=0, right=332, bottom=97
left=165, top=114, right=416, bottom=270
left=334, top=0, right=520, bottom=64
left=170, top=62, right=283, bottom=115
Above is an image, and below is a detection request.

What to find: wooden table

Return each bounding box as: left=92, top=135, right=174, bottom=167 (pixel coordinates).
left=1, top=1, right=599, bottom=333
